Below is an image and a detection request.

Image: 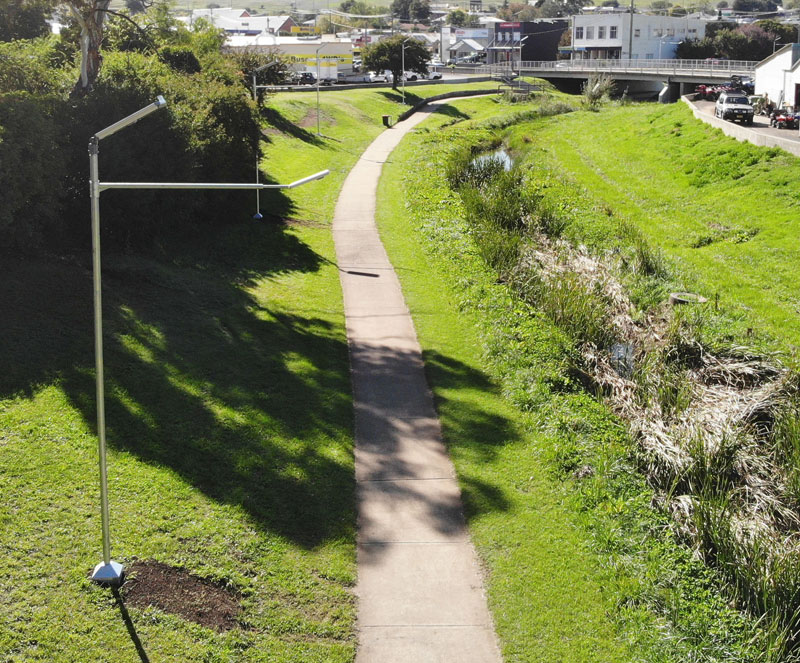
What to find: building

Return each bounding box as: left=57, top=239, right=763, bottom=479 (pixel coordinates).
left=487, top=20, right=569, bottom=65
left=754, top=44, right=800, bottom=109
left=570, top=12, right=705, bottom=60
left=224, top=35, right=354, bottom=78
left=185, top=9, right=297, bottom=36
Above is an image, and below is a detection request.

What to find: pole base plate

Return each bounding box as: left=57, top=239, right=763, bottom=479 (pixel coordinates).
left=91, top=560, right=125, bottom=586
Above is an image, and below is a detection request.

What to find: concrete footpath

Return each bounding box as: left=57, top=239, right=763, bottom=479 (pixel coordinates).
left=332, top=103, right=503, bottom=662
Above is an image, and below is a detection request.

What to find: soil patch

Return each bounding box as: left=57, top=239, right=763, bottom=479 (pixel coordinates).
left=122, top=560, right=242, bottom=632
left=298, top=109, right=319, bottom=128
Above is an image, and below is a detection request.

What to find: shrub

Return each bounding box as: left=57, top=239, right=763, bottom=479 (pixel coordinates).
left=582, top=74, right=615, bottom=111
left=0, top=92, right=66, bottom=250
left=159, top=45, right=202, bottom=74
left=0, top=38, right=74, bottom=94
left=0, top=50, right=261, bottom=253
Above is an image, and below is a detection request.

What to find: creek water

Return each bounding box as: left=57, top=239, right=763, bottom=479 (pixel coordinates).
left=471, top=148, right=514, bottom=171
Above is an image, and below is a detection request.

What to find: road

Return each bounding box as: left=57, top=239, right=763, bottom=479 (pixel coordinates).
left=693, top=99, right=800, bottom=143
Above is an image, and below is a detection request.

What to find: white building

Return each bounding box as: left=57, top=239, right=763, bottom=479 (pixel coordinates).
left=224, top=35, right=354, bottom=78
left=571, top=13, right=705, bottom=60
left=184, top=9, right=297, bottom=36
left=754, top=44, right=800, bottom=109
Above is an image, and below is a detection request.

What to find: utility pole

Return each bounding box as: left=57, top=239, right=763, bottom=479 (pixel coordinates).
left=628, top=0, right=634, bottom=60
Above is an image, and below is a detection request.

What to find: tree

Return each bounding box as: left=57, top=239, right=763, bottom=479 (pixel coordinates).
left=409, top=0, right=431, bottom=22
left=66, top=0, right=113, bottom=96
left=0, top=0, right=56, bottom=41
left=362, top=34, right=429, bottom=90
left=447, top=8, right=468, bottom=26
left=391, top=0, right=430, bottom=22
left=755, top=18, right=795, bottom=44
left=732, top=0, right=777, bottom=11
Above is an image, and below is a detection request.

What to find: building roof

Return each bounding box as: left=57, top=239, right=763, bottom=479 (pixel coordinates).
left=451, top=38, right=485, bottom=51
left=184, top=11, right=294, bottom=34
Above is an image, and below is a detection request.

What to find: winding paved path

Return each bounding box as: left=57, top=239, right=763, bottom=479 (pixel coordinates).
left=333, top=102, right=503, bottom=662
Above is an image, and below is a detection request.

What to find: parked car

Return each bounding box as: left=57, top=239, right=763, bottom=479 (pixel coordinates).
left=368, top=70, right=392, bottom=83
left=715, top=92, right=754, bottom=125
left=291, top=72, right=316, bottom=86
left=402, top=71, right=419, bottom=81
left=425, top=70, right=442, bottom=80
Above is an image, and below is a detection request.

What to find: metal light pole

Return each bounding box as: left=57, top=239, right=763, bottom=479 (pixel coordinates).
left=518, top=34, right=529, bottom=71
left=89, top=96, right=168, bottom=586
left=315, top=41, right=329, bottom=136
left=252, top=59, right=278, bottom=102
left=88, top=97, right=330, bottom=586
left=401, top=37, right=410, bottom=104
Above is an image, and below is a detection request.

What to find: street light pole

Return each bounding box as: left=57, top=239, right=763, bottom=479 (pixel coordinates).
left=252, top=59, right=278, bottom=102
left=401, top=37, right=410, bottom=104
left=89, top=96, right=167, bottom=586
left=87, top=96, right=330, bottom=586
left=315, top=41, right=328, bottom=136
left=518, top=35, right=529, bottom=73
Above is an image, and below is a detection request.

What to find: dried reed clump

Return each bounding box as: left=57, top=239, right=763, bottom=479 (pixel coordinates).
left=513, top=231, right=800, bottom=642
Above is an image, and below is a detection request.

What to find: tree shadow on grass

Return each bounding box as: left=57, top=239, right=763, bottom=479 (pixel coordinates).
left=259, top=106, right=325, bottom=146
left=1, top=252, right=515, bottom=549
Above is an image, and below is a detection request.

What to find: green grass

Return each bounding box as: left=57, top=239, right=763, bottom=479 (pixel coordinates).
left=0, top=80, right=506, bottom=662
left=374, top=94, right=768, bottom=661
left=375, top=96, right=633, bottom=662
left=513, top=102, right=800, bottom=348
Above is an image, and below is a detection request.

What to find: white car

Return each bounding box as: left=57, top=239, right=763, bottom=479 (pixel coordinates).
left=368, top=70, right=392, bottom=83
left=425, top=70, right=442, bottom=80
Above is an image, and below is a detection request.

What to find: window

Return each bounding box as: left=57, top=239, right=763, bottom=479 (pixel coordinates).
left=667, top=28, right=674, bottom=36
left=688, top=28, right=697, bottom=35
left=634, top=28, right=640, bottom=37
left=598, top=26, right=606, bottom=39
left=586, top=26, right=594, bottom=39
left=575, top=26, right=584, bottom=39
left=610, top=25, right=617, bottom=38
left=653, top=28, right=663, bottom=37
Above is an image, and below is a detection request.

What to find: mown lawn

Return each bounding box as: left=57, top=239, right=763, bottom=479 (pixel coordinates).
left=516, top=102, right=800, bottom=347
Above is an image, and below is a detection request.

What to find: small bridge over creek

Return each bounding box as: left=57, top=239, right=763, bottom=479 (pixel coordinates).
left=480, top=59, right=758, bottom=101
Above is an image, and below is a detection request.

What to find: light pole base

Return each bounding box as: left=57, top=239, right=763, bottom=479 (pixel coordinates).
left=253, top=212, right=263, bottom=220
left=91, top=560, right=125, bottom=586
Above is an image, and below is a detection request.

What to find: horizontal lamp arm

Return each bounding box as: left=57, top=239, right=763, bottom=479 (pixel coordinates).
left=98, top=170, right=330, bottom=192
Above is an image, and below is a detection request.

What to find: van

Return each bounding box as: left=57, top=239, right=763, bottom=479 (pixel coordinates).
left=715, top=92, right=754, bottom=125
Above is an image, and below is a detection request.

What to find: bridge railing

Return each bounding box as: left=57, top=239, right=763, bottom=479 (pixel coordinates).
left=480, top=59, right=757, bottom=77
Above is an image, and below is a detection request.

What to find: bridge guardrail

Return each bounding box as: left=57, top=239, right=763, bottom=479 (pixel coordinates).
left=479, top=59, right=757, bottom=78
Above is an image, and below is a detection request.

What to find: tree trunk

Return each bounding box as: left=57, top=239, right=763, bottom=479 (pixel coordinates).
left=70, top=0, right=111, bottom=97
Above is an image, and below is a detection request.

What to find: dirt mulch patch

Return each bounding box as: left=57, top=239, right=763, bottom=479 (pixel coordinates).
left=122, top=560, right=242, bottom=632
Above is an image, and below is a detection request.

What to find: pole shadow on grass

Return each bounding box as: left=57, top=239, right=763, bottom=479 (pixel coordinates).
left=1, top=253, right=513, bottom=551
left=111, top=588, right=150, bottom=663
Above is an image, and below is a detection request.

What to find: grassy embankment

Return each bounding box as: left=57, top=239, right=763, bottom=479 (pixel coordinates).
left=375, top=94, right=778, bottom=661
left=523, top=102, right=800, bottom=348
left=0, top=82, right=484, bottom=663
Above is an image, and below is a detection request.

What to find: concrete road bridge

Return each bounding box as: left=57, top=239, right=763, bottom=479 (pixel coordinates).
left=480, top=59, right=758, bottom=101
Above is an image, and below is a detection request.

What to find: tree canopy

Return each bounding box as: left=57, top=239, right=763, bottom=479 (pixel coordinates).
left=390, top=0, right=431, bottom=23
left=362, top=34, right=429, bottom=89
left=0, top=0, right=55, bottom=41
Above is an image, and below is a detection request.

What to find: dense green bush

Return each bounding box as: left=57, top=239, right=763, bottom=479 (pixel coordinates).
left=0, top=92, right=66, bottom=249
left=0, top=47, right=261, bottom=253
left=159, top=45, right=202, bottom=74
left=0, top=38, right=74, bottom=94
